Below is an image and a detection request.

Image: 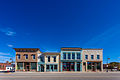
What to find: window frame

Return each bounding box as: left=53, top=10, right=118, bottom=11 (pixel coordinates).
left=97, top=55, right=100, bottom=59
left=33, top=54, right=35, bottom=60
left=63, top=52, right=66, bottom=59
left=48, top=56, right=50, bottom=62
left=68, top=53, right=71, bottom=59
left=25, top=54, right=28, bottom=59
left=91, top=55, right=94, bottom=60
left=17, top=54, right=21, bottom=59
left=77, top=52, right=81, bottom=59
left=72, top=52, right=75, bottom=59
left=53, top=56, right=56, bottom=62
left=85, top=55, right=88, bottom=60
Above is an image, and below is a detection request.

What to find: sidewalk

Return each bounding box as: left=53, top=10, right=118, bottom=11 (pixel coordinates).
left=14, top=71, right=120, bottom=74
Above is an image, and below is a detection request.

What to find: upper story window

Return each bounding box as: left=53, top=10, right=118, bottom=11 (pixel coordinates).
left=40, top=56, right=44, bottom=62
left=68, top=53, right=71, bottom=59
left=32, top=54, right=35, bottom=59
left=48, top=56, right=50, bottom=62
left=25, top=54, right=28, bottom=59
left=91, top=55, right=94, bottom=59
left=77, top=52, right=81, bottom=59
left=63, top=52, right=66, bottom=59
left=17, top=54, right=20, bottom=59
left=85, top=55, right=88, bottom=59
left=53, top=56, right=56, bottom=62
left=97, top=55, right=100, bottom=59
left=72, top=52, right=75, bottom=59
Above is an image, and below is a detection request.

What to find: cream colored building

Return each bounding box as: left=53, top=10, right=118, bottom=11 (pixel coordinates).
left=82, top=49, right=103, bottom=72
left=44, top=52, right=60, bottom=72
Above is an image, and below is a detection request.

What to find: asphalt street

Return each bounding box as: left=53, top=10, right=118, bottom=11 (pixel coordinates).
left=0, top=72, right=120, bottom=80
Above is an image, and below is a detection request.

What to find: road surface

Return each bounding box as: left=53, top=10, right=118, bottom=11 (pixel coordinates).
left=0, top=72, right=120, bottom=80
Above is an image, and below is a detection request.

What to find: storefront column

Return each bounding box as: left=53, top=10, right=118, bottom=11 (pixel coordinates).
left=71, top=53, right=72, bottom=59
left=66, top=53, right=68, bottom=59
left=15, top=62, right=17, bottom=71
left=101, top=62, right=103, bottom=72
left=80, top=62, right=82, bottom=71
left=44, top=64, right=46, bottom=72
left=86, top=62, right=87, bottom=72
left=39, top=65, right=41, bottom=72
left=23, top=62, right=24, bottom=71
left=75, top=62, right=77, bottom=71
left=29, top=62, right=31, bottom=71
left=75, top=53, right=77, bottom=60
left=91, top=62, right=92, bottom=71
left=95, top=63, right=97, bottom=72
left=60, top=62, right=62, bottom=72
left=53, top=65, right=54, bottom=71
left=50, top=65, right=51, bottom=72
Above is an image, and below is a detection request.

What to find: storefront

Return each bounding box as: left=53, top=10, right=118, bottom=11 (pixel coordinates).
left=46, top=64, right=58, bottom=72
left=17, top=62, right=37, bottom=71
left=61, top=60, right=82, bottom=72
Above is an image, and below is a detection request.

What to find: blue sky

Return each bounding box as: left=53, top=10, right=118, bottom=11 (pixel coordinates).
left=0, top=0, right=120, bottom=63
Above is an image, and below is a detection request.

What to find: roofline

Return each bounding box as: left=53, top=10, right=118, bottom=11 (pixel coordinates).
left=82, top=48, right=103, bottom=50
left=13, top=48, right=40, bottom=52
left=43, top=52, right=60, bottom=55
left=13, top=48, right=40, bottom=49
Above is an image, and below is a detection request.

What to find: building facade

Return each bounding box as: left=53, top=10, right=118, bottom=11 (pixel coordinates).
left=14, top=48, right=41, bottom=71
left=44, top=52, right=60, bottom=72
left=60, top=48, right=82, bottom=72
left=82, top=49, right=103, bottom=72
left=14, top=47, right=103, bottom=72
left=37, top=53, right=45, bottom=72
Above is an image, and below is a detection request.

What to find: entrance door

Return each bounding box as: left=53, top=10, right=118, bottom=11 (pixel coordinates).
left=51, top=65, right=53, bottom=71
left=26, top=65, right=30, bottom=71
left=40, top=65, right=44, bottom=72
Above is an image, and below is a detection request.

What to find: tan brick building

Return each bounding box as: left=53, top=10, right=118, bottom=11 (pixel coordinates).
left=14, top=48, right=41, bottom=71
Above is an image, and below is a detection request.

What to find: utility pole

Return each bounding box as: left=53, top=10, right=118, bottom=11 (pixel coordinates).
left=107, top=58, right=110, bottom=72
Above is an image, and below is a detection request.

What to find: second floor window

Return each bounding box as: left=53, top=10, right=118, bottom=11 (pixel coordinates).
left=40, top=56, right=44, bottom=62
left=91, top=55, right=94, bottom=59
left=72, top=52, right=75, bottom=59
left=53, top=56, right=56, bottom=62
left=25, top=54, right=28, bottom=59
left=77, top=53, right=81, bottom=59
left=17, top=54, right=20, bottom=59
left=97, top=55, right=100, bottom=59
left=48, top=56, right=50, bottom=62
left=85, top=55, right=88, bottom=59
left=33, top=55, right=35, bottom=59
left=68, top=53, right=71, bottom=59
left=63, top=53, right=66, bottom=59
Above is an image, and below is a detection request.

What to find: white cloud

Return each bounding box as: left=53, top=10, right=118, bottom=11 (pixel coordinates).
left=0, top=52, right=10, bottom=55
left=7, top=44, right=13, bottom=47
left=0, top=27, right=16, bottom=36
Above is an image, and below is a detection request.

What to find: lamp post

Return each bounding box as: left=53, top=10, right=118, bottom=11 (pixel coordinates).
left=107, top=58, right=110, bottom=72
left=118, top=57, right=120, bottom=70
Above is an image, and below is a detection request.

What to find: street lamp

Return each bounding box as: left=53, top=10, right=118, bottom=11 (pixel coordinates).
left=118, top=57, right=120, bottom=70
left=107, top=58, right=110, bottom=72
